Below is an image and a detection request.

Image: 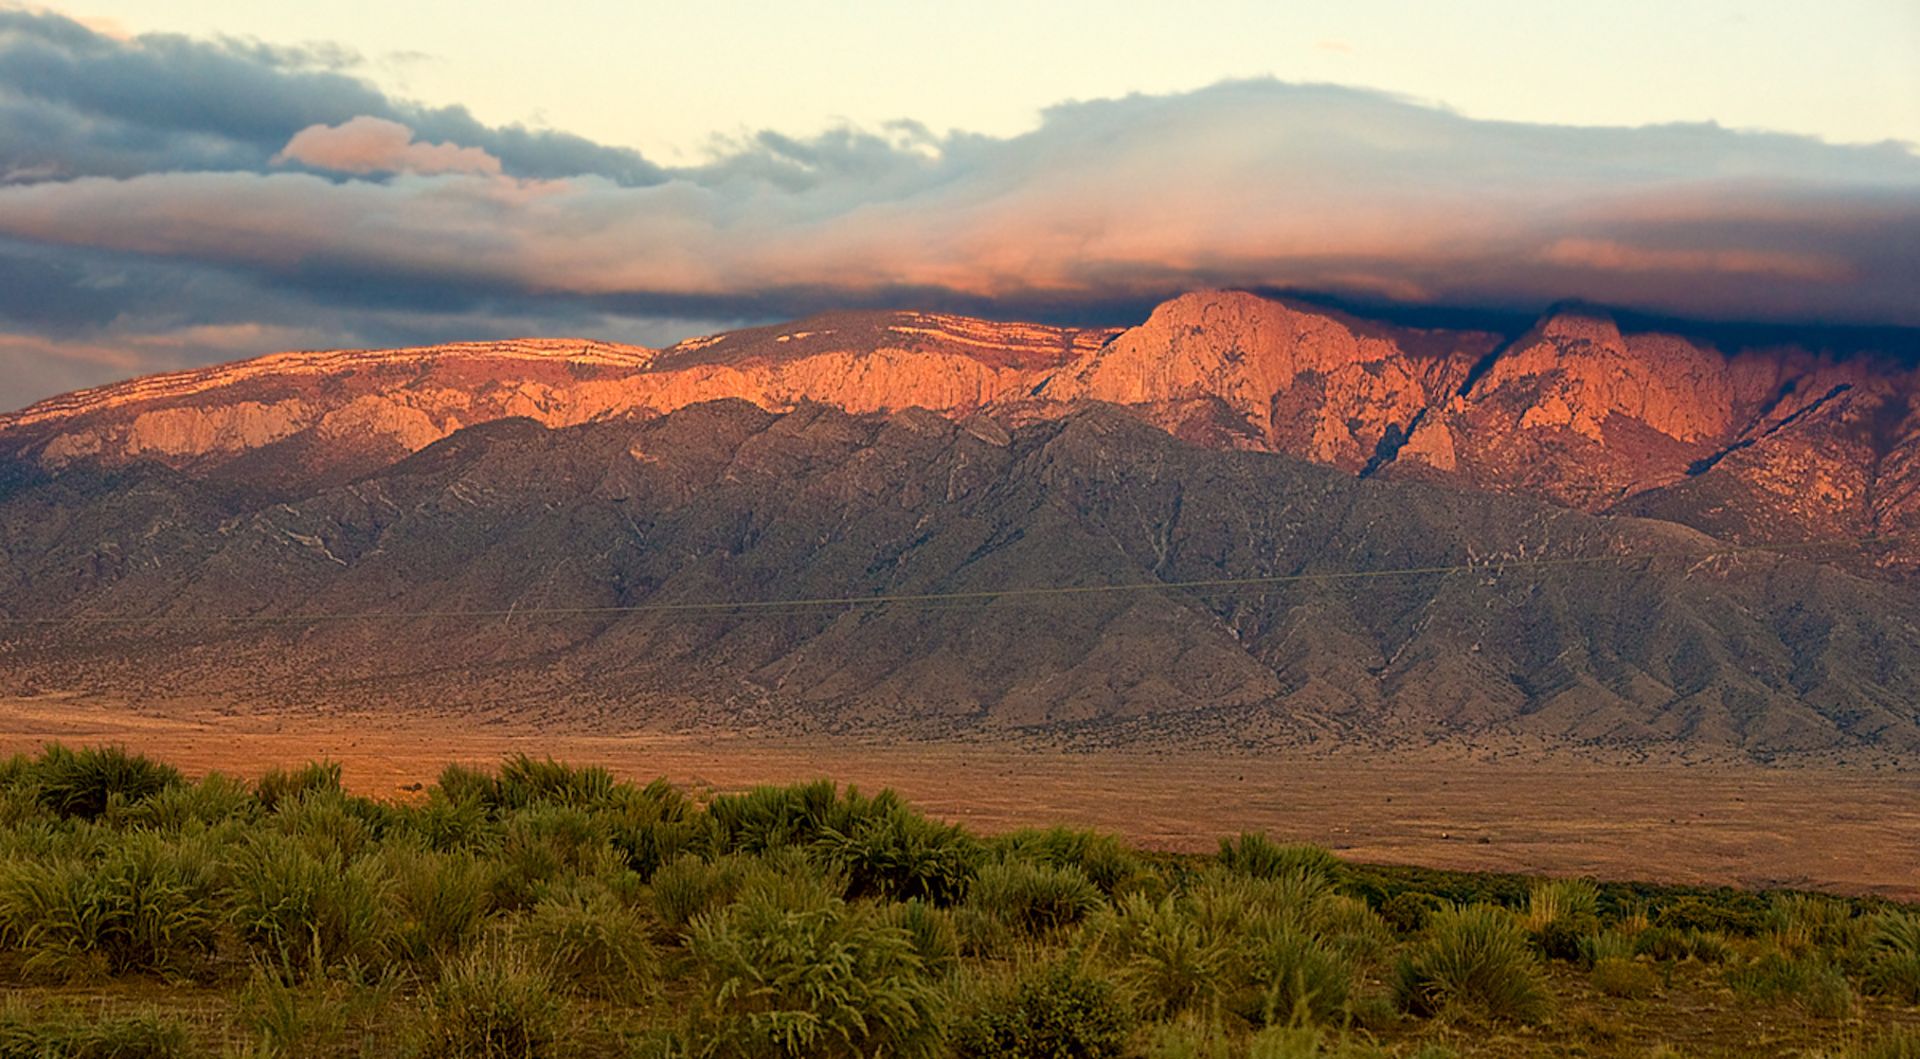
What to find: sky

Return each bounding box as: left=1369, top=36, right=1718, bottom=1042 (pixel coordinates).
left=0, top=1, right=1917, bottom=410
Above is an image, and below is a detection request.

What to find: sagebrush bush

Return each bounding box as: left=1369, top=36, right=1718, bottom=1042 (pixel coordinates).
left=415, top=942, right=569, bottom=1059
left=31, top=743, right=182, bottom=821
left=965, top=859, right=1106, bottom=936
left=684, top=883, right=943, bottom=1058
left=1392, top=904, right=1546, bottom=1022
left=954, top=958, right=1133, bottom=1059
left=518, top=884, right=656, bottom=1001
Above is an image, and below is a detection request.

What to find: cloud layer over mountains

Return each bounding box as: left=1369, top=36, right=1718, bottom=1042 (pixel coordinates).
left=1, top=7, right=1916, bottom=409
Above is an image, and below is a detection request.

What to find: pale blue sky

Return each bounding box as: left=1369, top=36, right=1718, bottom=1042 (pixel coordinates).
left=42, top=0, right=1920, bottom=161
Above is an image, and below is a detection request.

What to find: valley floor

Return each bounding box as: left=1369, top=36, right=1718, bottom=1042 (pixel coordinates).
left=1, top=693, right=1915, bottom=901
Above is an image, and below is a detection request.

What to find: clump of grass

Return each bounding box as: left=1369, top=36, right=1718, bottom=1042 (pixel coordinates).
left=254, top=760, right=343, bottom=811
left=1244, top=928, right=1356, bottom=1027
left=815, top=806, right=984, bottom=905
left=882, top=898, right=960, bottom=977
left=1096, top=892, right=1236, bottom=1020
left=997, top=826, right=1145, bottom=896
left=1590, top=956, right=1658, bottom=998
left=383, top=846, right=495, bottom=969
left=414, top=942, right=568, bottom=1059
left=0, top=832, right=219, bottom=981
left=1391, top=903, right=1546, bottom=1022
left=1525, top=878, right=1600, bottom=962
left=1218, top=834, right=1341, bottom=885
left=684, top=880, right=943, bottom=1058
left=495, top=754, right=616, bottom=811
left=651, top=853, right=752, bottom=932
left=1848, top=1027, right=1920, bottom=1059
left=518, top=884, right=656, bottom=1001
left=30, top=743, right=182, bottom=821
left=226, top=831, right=393, bottom=976
left=1725, top=949, right=1855, bottom=1018
left=0, top=999, right=195, bottom=1059
left=965, top=859, right=1106, bottom=937
left=114, top=771, right=257, bottom=832
left=1864, top=911, right=1920, bottom=1003
left=955, top=957, right=1133, bottom=1059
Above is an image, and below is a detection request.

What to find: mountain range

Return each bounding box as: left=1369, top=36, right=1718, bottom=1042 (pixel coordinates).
left=2, top=291, right=1916, bottom=756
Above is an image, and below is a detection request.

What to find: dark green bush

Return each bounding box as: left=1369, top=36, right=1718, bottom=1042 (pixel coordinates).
left=31, top=744, right=182, bottom=821
left=955, top=958, right=1133, bottom=1059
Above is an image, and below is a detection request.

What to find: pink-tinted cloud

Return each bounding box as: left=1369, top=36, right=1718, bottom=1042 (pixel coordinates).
left=275, top=115, right=503, bottom=176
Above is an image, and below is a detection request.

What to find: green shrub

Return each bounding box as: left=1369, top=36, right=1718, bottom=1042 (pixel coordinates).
left=255, top=761, right=343, bottom=812
left=684, top=883, right=943, bottom=1058
left=491, top=804, right=610, bottom=909
left=1578, top=930, right=1635, bottom=969
left=1217, top=834, right=1340, bottom=884
left=0, top=833, right=219, bottom=981
left=1378, top=891, right=1442, bottom=935
left=1525, top=878, right=1600, bottom=962
left=1589, top=956, right=1658, bottom=998
left=652, top=854, right=752, bottom=932
left=435, top=763, right=500, bottom=809
left=519, top=884, right=656, bottom=1001
left=1243, top=929, right=1355, bottom=1027
left=114, top=772, right=257, bottom=832
left=1864, top=911, right=1920, bottom=1003
left=226, top=832, right=392, bottom=975
left=408, top=794, right=501, bottom=855
left=955, top=958, right=1132, bottom=1059
left=495, top=755, right=615, bottom=811
left=31, top=744, right=182, bottom=821
left=270, top=788, right=382, bottom=863
left=1391, top=904, right=1546, bottom=1022
left=414, top=942, right=568, bottom=1059
left=707, top=780, right=891, bottom=855
left=997, top=827, right=1143, bottom=896
left=384, top=846, right=495, bottom=968
left=815, top=807, right=983, bottom=905
left=882, top=898, right=960, bottom=977
left=1652, top=892, right=1765, bottom=937
left=1096, top=893, right=1235, bottom=1020
left=1724, top=950, right=1854, bottom=1018
left=965, top=860, right=1105, bottom=936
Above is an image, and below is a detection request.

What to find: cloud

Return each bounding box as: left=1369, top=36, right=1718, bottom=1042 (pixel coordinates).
left=276, top=116, right=503, bottom=176
left=0, top=11, right=1915, bottom=412
left=0, top=8, right=662, bottom=185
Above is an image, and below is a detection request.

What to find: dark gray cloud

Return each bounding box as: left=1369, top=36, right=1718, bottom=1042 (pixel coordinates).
left=0, top=9, right=663, bottom=185
left=0, top=12, right=1915, bottom=412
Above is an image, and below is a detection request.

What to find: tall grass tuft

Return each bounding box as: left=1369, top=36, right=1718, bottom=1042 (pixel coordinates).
left=31, top=743, right=182, bottom=820
left=518, top=883, right=656, bottom=1001
left=1392, top=903, right=1546, bottom=1022
left=0, top=998, right=195, bottom=1059
left=815, top=806, right=984, bottom=905
left=1096, top=892, right=1236, bottom=1020
left=226, top=831, right=393, bottom=976
left=965, top=859, right=1106, bottom=937
left=684, top=881, right=943, bottom=1058
left=1217, top=834, right=1341, bottom=885
left=1864, top=911, right=1920, bottom=1003
left=1724, top=949, right=1855, bottom=1018
left=414, top=942, right=568, bottom=1059
left=0, top=832, right=219, bottom=981
left=255, top=760, right=343, bottom=812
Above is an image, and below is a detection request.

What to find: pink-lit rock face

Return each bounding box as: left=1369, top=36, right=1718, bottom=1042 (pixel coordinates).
left=2, top=290, right=1914, bottom=576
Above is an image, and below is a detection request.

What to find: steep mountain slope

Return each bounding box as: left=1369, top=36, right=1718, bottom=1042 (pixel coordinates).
left=2, top=291, right=1912, bottom=579
left=2, top=402, right=1917, bottom=755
